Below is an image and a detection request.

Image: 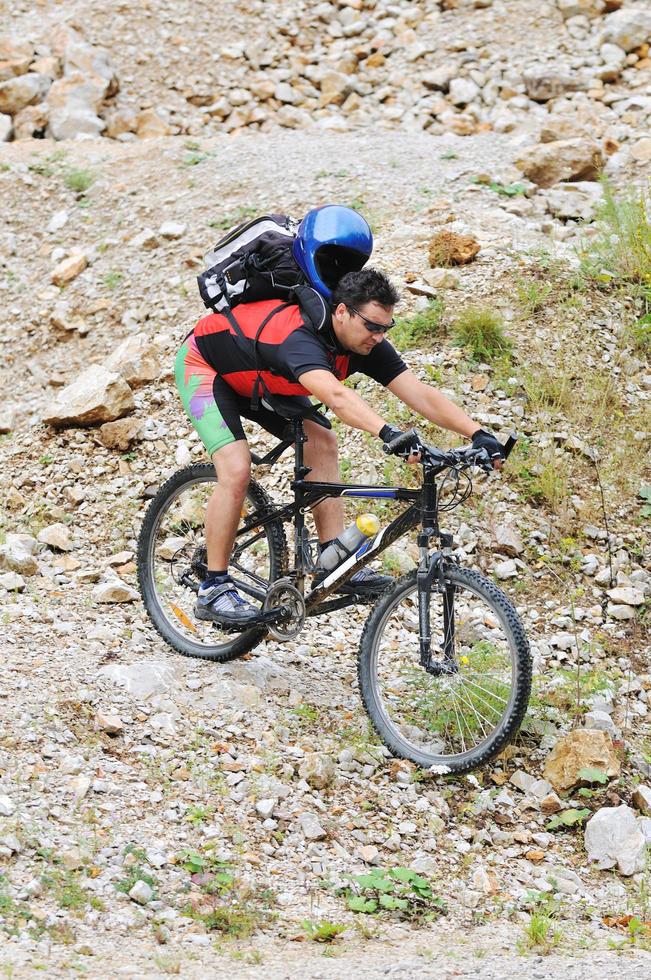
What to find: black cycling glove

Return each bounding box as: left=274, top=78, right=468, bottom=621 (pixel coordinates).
left=471, top=428, right=505, bottom=464
left=379, top=424, right=421, bottom=459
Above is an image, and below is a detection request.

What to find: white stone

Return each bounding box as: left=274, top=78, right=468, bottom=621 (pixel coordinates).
left=98, top=661, right=176, bottom=699
left=92, top=580, right=139, bottom=603
left=0, top=111, right=12, bottom=141
left=584, top=710, right=618, bottom=736
left=584, top=804, right=647, bottom=876
left=607, top=602, right=636, bottom=621
left=632, top=785, right=651, bottom=816
left=96, top=711, right=124, bottom=734
left=255, top=798, right=277, bottom=819
left=158, top=221, right=187, bottom=239
left=601, top=8, right=651, bottom=53
left=38, top=522, right=73, bottom=552
left=0, top=571, right=25, bottom=592
left=47, top=210, right=69, bottom=233
left=298, top=811, right=326, bottom=841
left=106, top=333, right=160, bottom=387
left=607, top=586, right=645, bottom=606
left=0, top=534, right=39, bottom=575
left=449, top=77, right=480, bottom=106
left=0, top=795, right=16, bottom=816
left=128, top=880, right=153, bottom=905
left=494, top=559, right=518, bottom=580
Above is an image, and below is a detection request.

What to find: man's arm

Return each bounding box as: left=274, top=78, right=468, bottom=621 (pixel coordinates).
left=387, top=369, right=477, bottom=438
left=298, top=369, right=386, bottom=435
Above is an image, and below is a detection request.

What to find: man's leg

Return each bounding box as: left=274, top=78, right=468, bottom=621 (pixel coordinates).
left=302, top=420, right=344, bottom=544
left=206, top=440, right=252, bottom=570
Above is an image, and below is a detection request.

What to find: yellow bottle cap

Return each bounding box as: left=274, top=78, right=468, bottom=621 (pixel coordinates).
left=356, top=513, right=380, bottom=536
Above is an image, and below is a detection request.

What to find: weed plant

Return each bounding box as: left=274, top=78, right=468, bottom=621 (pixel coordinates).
left=452, top=306, right=512, bottom=361
left=339, top=866, right=446, bottom=921
left=64, top=169, right=94, bottom=194
left=578, top=179, right=651, bottom=287
left=392, top=301, right=444, bottom=351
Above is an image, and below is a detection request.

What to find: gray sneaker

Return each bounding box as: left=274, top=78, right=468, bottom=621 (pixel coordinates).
left=194, top=578, right=259, bottom=625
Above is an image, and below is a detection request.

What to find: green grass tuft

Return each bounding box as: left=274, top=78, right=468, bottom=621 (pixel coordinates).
left=392, top=300, right=445, bottom=351
left=452, top=306, right=512, bottom=361
left=64, top=169, right=95, bottom=194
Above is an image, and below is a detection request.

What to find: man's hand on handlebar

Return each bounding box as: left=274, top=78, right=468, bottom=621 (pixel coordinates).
left=471, top=428, right=505, bottom=471
left=379, top=424, right=422, bottom=464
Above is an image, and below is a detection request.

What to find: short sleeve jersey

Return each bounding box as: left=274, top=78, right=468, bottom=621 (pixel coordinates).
left=193, top=300, right=408, bottom=400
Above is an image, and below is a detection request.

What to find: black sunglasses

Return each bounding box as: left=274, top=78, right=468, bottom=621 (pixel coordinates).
left=347, top=305, right=396, bottom=334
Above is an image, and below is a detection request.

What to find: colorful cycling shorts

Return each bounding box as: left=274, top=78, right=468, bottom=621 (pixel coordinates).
left=175, top=335, right=303, bottom=457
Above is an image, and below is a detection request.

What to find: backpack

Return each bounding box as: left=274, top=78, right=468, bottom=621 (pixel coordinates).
left=196, top=213, right=328, bottom=331
left=196, top=213, right=331, bottom=418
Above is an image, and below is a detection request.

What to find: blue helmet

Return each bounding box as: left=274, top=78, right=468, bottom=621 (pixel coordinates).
left=292, top=205, right=373, bottom=301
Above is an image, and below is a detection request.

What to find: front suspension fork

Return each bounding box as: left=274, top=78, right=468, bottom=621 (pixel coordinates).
left=417, top=533, right=458, bottom=676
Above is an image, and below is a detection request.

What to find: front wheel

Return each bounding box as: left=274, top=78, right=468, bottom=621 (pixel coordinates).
left=358, top=565, right=531, bottom=773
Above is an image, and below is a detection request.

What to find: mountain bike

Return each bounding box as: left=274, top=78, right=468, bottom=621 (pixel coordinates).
left=137, top=412, right=531, bottom=774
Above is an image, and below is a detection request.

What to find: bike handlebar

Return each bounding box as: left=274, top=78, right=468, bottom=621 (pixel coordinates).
left=382, top=429, right=518, bottom=473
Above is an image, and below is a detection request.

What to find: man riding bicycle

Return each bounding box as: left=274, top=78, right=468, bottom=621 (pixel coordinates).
left=175, top=205, right=504, bottom=627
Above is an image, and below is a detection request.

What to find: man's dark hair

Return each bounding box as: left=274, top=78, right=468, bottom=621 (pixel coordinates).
left=332, top=268, right=400, bottom=309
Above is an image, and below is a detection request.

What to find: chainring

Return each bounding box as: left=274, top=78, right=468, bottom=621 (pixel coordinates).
left=262, top=578, right=306, bottom=641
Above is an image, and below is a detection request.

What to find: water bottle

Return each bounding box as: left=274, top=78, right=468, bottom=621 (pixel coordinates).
left=318, top=514, right=381, bottom=571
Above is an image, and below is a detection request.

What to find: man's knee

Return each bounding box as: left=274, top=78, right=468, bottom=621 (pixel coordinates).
left=212, top=442, right=251, bottom=496
left=305, top=421, right=338, bottom=457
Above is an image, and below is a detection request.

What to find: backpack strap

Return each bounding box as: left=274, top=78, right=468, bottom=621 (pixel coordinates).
left=223, top=303, right=292, bottom=412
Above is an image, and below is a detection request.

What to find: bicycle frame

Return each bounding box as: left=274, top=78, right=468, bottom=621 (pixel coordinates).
left=235, top=419, right=456, bottom=659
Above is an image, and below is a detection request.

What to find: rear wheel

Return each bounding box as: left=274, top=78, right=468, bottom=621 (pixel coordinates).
left=137, top=463, right=288, bottom=662
left=358, top=565, right=531, bottom=773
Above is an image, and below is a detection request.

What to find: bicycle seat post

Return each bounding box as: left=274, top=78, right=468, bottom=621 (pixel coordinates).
left=292, top=418, right=311, bottom=481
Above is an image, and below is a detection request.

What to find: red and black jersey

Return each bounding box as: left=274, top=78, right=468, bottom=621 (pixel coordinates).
left=193, top=300, right=408, bottom=399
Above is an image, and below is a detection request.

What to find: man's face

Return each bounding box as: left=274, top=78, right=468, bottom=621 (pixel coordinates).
left=332, top=301, right=395, bottom=355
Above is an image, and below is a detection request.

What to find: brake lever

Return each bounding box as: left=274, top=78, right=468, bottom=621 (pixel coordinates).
left=502, top=432, right=518, bottom=460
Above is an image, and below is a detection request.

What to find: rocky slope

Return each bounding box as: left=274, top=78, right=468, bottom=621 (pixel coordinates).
left=0, top=1, right=650, bottom=978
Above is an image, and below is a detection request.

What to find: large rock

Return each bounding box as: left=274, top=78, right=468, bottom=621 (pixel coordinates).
left=136, top=108, right=173, bottom=138
left=492, top=522, right=524, bottom=556
left=449, top=77, right=480, bottom=106
left=543, top=729, right=620, bottom=793
left=0, top=72, right=50, bottom=115
left=62, top=28, right=118, bottom=97
left=0, top=37, right=35, bottom=81
left=0, top=533, right=39, bottom=575
left=601, top=7, right=651, bottom=52
left=515, top=139, right=603, bottom=188
left=13, top=103, right=48, bottom=139
left=42, top=366, right=135, bottom=427
left=46, top=73, right=106, bottom=139
left=0, top=111, right=12, bottom=140
left=585, top=805, right=647, bottom=875
left=543, top=182, right=603, bottom=222
left=106, top=334, right=161, bottom=388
